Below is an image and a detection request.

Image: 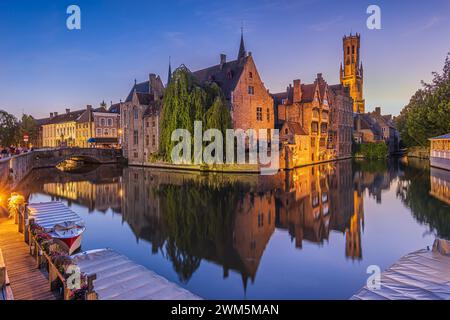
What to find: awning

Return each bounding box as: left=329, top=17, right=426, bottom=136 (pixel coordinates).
left=87, top=137, right=118, bottom=144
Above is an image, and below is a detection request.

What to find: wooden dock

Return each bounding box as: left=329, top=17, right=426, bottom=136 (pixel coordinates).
left=0, top=218, right=59, bottom=300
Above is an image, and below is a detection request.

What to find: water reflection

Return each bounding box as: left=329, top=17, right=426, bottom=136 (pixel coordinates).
left=16, top=159, right=450, bottom=295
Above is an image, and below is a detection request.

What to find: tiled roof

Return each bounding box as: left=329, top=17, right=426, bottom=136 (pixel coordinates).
left=429, top=133, right=450, bottom=140
left=300, top=84, right=316, bottom=102
left=285, top=121, right=308, bottom=135
left=192, top=57, right=248, bottom=100
left=109, top=103, right=121, bottom=114
left=35, top=117, right=51, bottom=126
left=46, top=110, right=85, bottom=125
left=125, top=81, right=150, bottom=103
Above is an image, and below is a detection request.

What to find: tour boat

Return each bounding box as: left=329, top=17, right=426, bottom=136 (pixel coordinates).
left=26, top=202, right=86, bottom=255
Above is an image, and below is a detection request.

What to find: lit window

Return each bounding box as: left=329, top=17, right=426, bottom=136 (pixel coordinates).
left=256, top=107, right=262, bottom=121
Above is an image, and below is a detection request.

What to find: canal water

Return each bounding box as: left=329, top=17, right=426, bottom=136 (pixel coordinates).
left=16, top=158, right=449, bottom=299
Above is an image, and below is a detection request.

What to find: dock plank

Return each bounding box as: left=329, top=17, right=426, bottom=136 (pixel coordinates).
left=0, top=218, right=59, bottom=300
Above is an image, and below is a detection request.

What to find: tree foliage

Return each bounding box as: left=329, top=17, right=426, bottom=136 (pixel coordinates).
left=159, top=66, right=232, bottom=161
left=356, top=142, right=388, bottom=159
left=19, top=114, right=38, bottom=146
left=0, top=110, right=19, bottom=147
left=396, top=53, right=450, bottom=147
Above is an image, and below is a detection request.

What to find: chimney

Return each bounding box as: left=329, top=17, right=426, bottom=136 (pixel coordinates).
left=293, top=79, right=302, bottom=102
left=356, top=115, right=361, bottom=131
left=375, top=107, right=381, bottom=115
left=50, top=112, right=54, bottom=118
left=66, top=108, right=70, bottom=114
left=86, top=105, right=92, bottom=111
left=317, top=73, right=323, bottom=80
left=220, top=54, right=226, bottom=69
left=149, top=73, right=157, bottom=95
left=54, top=112, right=58, bottom=116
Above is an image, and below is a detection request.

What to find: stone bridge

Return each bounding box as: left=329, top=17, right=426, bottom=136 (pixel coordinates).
left=33, top=147, right=123, bottom=167
left=0, top=148, right=123, bottom=191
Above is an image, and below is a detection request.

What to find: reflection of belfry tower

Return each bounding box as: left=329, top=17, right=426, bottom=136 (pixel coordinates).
left=345, top=190, right=364, bottom=260
left=340, top=33, right=365, bottom=113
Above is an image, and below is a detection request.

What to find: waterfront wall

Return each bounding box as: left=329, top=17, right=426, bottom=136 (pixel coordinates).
left=0, top=152, right=35, bottom=191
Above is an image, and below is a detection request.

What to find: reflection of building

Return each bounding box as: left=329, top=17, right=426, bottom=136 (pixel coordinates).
left=120, top=167, right=276, bottom=286
left=345, top=190, right=364, bottom=260
left=276, top=164, right=333, bottom=247
left=430, top=167, right=450, bottom=205
left=233, top=192, right=275, bottom=283
left=276, top=161, right=364, bottom=260
left=42, top=179, right=122, bottom=212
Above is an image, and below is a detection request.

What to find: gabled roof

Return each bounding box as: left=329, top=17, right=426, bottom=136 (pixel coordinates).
left=284, top=121, right=308, bottom=135
left=192, top=57, right=248, bottom=99
left=125, top=81, right=150, bottom=103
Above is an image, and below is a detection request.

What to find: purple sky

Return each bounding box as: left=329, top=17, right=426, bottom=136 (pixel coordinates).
left=0, top=0, right=449, bottom=119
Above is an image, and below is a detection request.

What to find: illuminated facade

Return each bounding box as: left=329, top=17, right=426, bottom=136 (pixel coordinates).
left=340, top=33, right=365, bottom=113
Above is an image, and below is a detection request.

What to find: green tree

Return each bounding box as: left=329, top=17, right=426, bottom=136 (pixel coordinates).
left=396, top=53, right=450, bottom=147
left=0, top=110, right=19, bottom=147
left=159, top=66, right=232, bottom=161
left=19, top=114, right=38, bottom=147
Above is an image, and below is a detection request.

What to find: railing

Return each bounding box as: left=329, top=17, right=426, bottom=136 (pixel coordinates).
left=431, top=150, right=450, bottom=159
left=27, top=219, right=97, bottom=300
left=0, top=249, right=14, bottom=300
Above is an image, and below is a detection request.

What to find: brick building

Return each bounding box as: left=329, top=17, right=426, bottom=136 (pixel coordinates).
left=192, top=33, right=274, bottom=139
left=274, top=73, right=331, bottom=164
left=328, top=84, right=353, bottom=158
left=120, top=74, right=165, bottom=164
left=340, top=33, right=365, bottom=113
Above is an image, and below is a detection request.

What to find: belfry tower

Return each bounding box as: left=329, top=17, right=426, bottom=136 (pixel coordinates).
left=340, top=33, right=365, bottom=113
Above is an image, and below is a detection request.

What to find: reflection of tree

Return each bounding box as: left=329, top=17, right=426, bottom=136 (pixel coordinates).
left=157, top=181, right=248, bottom=282
left=397, top=163, right=450, bottom=239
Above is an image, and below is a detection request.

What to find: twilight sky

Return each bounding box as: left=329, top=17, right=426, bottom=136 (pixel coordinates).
left=0, top=0, right=449, bottom=119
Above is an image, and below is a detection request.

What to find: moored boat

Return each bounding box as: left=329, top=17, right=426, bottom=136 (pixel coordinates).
left=26, top=202, right=85, bottom=255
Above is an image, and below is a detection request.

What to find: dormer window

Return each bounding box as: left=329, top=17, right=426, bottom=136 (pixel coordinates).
left=323, top=99, right=328, bottom=106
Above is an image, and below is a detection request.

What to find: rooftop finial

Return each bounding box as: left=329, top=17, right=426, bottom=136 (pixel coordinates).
left=238, top=23, right=246, bottom=60
left=167, top=56, right=172, bottom=86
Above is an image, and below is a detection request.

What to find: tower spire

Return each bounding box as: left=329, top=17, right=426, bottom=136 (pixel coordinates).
left=167, top=56, right=172, bottom=86
left=238, top=24, right=246, bottom=60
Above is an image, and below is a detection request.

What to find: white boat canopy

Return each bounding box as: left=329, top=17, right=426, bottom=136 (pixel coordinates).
left=71, top=248, right=202, bottom=300
left=27, top=202, right=84, bottom=233
left=352, top=239, right=450, bottom=300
